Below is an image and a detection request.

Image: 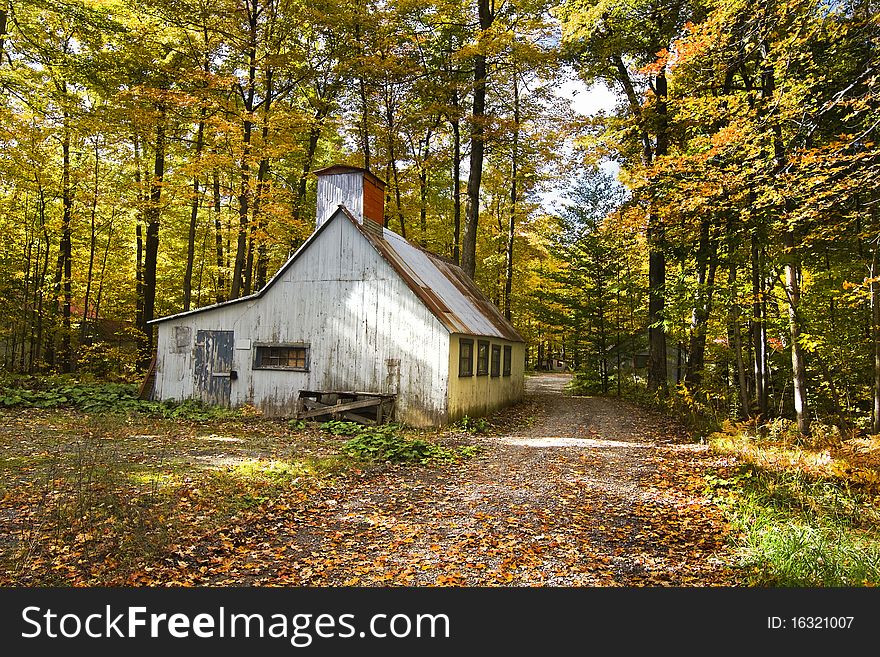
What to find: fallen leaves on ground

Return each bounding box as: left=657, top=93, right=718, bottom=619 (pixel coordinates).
left=1, top=375, right=740, bottom=587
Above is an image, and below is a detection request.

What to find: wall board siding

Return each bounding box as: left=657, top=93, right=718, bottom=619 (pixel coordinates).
left=446, top=336, right=525, bottom=421
left=316, top=172, right=364, bottom=230
left=154, top=215, right=450, bottom=426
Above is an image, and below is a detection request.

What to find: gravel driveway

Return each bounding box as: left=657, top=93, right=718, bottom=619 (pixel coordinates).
left=197, top=373, right=737, bottom=586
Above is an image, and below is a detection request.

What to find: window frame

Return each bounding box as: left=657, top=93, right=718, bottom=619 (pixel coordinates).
left=459, top=338, right=474, bottom=377
left=253, top=343, right=310, bottom=371
left=476, top=340, right=490, bottom=376
left=502, top=345, right=512, bottom=377
left=490, top=344, right=501, bottom=377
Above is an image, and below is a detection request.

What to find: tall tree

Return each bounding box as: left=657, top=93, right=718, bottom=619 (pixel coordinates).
left=559, top=0, right=693, bottom=393
left=460, top=0, right=495, bottom=279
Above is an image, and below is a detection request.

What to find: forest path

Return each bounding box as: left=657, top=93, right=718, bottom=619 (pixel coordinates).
left=199, top=373, right=738, bottom=586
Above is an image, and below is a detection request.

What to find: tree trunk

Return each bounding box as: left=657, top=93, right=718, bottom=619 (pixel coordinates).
left=138, top=107, right=166, bottom=370
left=647, top=216, right=667, bottom=392
left=504, top=75, right=519, bottom=321
left=383, top=91, right=406, bottom=239
left=684, top=218, right=719, bottom=387
left=253, top=159, right=270, bottom=291
left=354, top=20, right=371, bottom=170
left=183, top=116, right=205, bottom=311
left=761, top=32, right=808, bottom=433
left=419, top=163, right=428, bottom=248
left=451, top=105, right=461, bottom=265
left=873, top=250, right=880, bottom=433
left=389, top=154, right=406, bottom=238
left=231, top=3, right=258, bottom=299
left=726, top=227, right=751, bottom=418
left=213, top=168, right=225, bottom=303
left=784, top=229, right=810, bottom=435
left=93, top=216, right=114, bottom=328
left=416, top=124, right=435, bottom=248
left=750, top=233, right=768, bottom=417
left=81, top=138, right=100, bottom=345
left=34, top=185, right=49, bottom=372
left=17, top=194, right=32, bottom=371
left=249, top=67, right=273, bottom=293
left=50, top=109, right=73, bottom=373
left=646, top=69, right=669, bottom=393
left=133, top=136, right=145, bottom=332
left=461, top=0, right=493, bottom=280
left=0, top=6, right=7, bottom=66
left=292, top=106, right=328, bottom=234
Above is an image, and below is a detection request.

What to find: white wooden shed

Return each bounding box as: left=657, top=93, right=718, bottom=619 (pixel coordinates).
left=148, top=165, right=525, bottom=427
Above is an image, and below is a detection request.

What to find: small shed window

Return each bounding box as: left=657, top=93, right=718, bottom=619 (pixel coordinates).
left=490, top=344, right=501, bottom=377
left=254, top=344, right=309, bottom=371
left=459, top=339, right=474, bottom=377
left=503, top=345, right=512, bottom=376
left=477, top=340, right=490, bottom=376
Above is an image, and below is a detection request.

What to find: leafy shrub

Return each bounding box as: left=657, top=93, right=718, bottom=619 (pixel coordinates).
left=456, top=415, right=490, bottom=434
left=564, top=370, right=604, bottom=396
left=705, top=452, right=880, bottom=586
left=320, top=420, right=368, bottom=436
left=77, top=342, right=138, bottom=381
left=0, top=379, right=245, bottom=420
left=147, top=398, right=242, bottom=421
left=342, top=432, right=438, bottom=463
left=327, top=422, right=478, bottom=465
left=0, top=382, right=142, bottom=412
left=761, top=417, right=796, bottom=441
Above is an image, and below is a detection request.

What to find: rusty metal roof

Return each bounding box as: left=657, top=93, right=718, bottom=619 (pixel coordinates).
left=313, top=164, right=387, bottom=189
left=345, top=208, right=524, bottom=343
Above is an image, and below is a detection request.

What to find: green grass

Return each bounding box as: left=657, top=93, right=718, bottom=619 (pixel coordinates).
left=706, top=464, right=880, bottom=586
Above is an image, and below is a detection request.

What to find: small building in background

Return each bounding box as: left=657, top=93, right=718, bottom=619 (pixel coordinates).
left=148, top=165, right=525, bottom=427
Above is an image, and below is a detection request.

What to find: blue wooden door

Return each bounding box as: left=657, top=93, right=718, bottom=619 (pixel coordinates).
left=194, top=330, right=234, bottom=406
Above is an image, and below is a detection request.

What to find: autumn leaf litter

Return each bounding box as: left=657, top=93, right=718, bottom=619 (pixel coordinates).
left=0, top=373, right=737, bottom=586
left=154, top=373, right=736, bottom=587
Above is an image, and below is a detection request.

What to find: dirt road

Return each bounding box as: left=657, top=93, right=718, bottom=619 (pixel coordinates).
left=201, top=373, right=737, bottom=586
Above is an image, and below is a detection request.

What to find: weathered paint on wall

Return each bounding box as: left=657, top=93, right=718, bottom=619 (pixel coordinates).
left=315, top=172, right=364, bottom=230
left=446, top=334, right=525, bottom=422
left=154, top=214, right=451, bottom=426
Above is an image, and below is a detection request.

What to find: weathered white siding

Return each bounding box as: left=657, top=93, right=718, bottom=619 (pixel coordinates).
left=315, top=172, right=364, bottom=230
left=154, top=214, right=451, bottom=426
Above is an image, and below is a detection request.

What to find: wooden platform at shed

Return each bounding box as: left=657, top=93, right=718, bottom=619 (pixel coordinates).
left=296, top=390, right=396, bottom=425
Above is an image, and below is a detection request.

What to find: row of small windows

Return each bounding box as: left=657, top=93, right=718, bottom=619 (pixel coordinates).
left=459, top=339, right=511, bottom=378
left=228, top=341, right=513, bottom=378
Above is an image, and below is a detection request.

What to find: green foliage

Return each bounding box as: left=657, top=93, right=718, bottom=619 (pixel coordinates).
left=146, top=398, right=242, bottom=421
left=565, top=370, right=605, bottom=396
left=706, top=461, right=880, bottom=586
left=0, top=378, right=243, bottom=420
left=737, top=522, right=880, bottom=587
left=611, top=378, right=722, bottom=439
left=319, top=420, right=368, bottom=436
left=455, top=415, right=491, bottom=434
left=325, top=422, right=479, bottom=465
left=0, top=381, right=142, bottom=412
left=76, top=342, right=139, bottom=381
